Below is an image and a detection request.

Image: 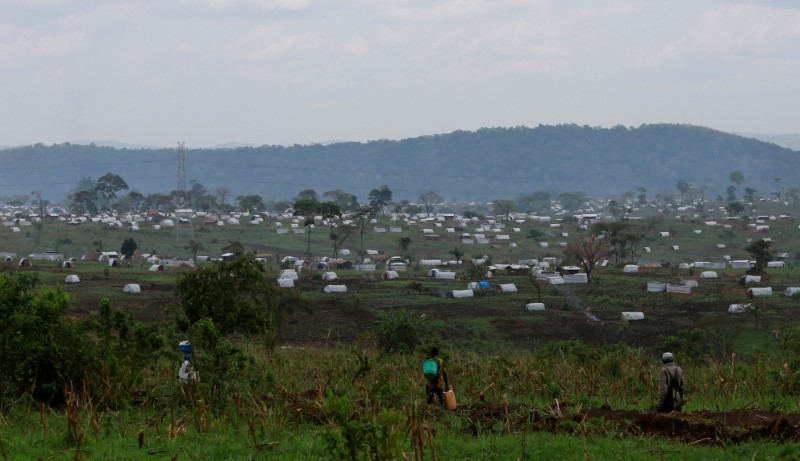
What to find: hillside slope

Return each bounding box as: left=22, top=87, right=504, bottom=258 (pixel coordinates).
left=1, top=124, right=797, bottom=203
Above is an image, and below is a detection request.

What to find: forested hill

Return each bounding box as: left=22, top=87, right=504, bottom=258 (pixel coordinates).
left=1, top=124, right=798, bottom=203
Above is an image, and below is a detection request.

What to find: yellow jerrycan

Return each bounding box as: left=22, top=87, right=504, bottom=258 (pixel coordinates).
left=443, top=388, right=457, bottom=410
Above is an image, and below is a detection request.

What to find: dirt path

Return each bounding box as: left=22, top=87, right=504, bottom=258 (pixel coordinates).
left=450, top=403, right=800, bottom=445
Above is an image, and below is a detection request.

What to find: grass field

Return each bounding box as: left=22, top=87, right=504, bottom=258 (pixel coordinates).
left=3, top=208, right=800, bottom=459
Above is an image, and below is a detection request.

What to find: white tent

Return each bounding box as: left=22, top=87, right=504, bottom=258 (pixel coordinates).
left=728, top=303, right=752, bottom=314
left=547, top=276, right=565, bottom=285
left=279, top=269, right=299, bottom=280
left=123, top=283, right=141, bottom=293
left=525, top=303, right=545, bottom=311
left=277, top=278, right=295, bottom=288
left=322, top=271, right=338, bottom=281
left=382, top=270, right=400, bottom=280
left=323, top=285, right=347, bottom=293
left=499, top=283, right=518, bottom=293
left=428, top=269, right=457, bottom=280
left=621, top=312, right=645, bottom=321
left=700, top=271, right=718, bottom=279
left=747, top=287, right=772, bottom=297
left=149, top=264, right=165, bottom=271
left=451, top=289, right=474, bottom=298
left=785, top=287, right=800, bottom=297
left=767, top=261, right=786, bottom=268
left=742, top=275, right=761, bottom=284
left=62, top=260, right=73, bottom=269
left=623, top=265, right=639, bottom=273
left=65, top=274, right=80, bottom=283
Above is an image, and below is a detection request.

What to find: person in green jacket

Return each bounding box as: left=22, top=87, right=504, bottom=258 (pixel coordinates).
left=425, top=347, right=449, bottom=406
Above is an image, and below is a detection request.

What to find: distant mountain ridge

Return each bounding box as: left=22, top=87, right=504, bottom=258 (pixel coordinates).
left=1, top=124, right=798, bottom=204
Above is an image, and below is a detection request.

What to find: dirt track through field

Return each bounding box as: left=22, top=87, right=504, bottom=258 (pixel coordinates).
left=450, top=403, right=800, bottom=445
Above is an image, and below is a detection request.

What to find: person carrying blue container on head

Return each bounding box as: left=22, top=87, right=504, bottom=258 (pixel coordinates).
left=178, top=340, right=199, bottom=384
left=422, top=347, right=449, bottom=406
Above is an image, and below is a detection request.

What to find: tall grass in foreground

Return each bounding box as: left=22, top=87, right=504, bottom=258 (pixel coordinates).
left=3, top=341, right=800, bottom=459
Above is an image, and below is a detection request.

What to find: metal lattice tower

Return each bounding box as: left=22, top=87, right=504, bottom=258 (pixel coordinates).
left=177, top=141, right=186, bottom=205
left=175, top=141, right=194, bottom=241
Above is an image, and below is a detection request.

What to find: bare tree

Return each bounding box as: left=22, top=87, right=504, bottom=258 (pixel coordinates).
left=215, top=187, right=231, bottom=211
left=419, top=191, right=443, bottom=217
left=564, top=235, right=609, bottom=282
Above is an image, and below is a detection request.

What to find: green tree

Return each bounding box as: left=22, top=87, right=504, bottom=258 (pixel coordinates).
left=725, top=201, right=745, bottom=217
left=293, top=199, right=322, bottom=255
left=368, top=185, right=393, bottom=216
left=398, top=236, right=412, bottom=254
left=676, top=180, right=690, bottom=200
left=730, top=170, right=745, bottom=187
left=744, top=239, right=773, bottom=275
left=222, top=240, right=246, bottom=257
left=448, top=247, right=465, bottom=267
left=236, top=194, right=265, bottom=212
left=120, top=237, right=137, bottom=259
left=492, top=199, right=516, bottom=219
left=295, top=188, right=319, bottom=202
left=186, top=239, right=204, bottom=262
left=127, top=191, right=145, bottom=211
left=70, top=189, right=98, bottom=215
left=557, top=192, right=586, bottom=211
left=369, top=309, right=432, bottom=354
left=637, top=187, right=647, bottom=205
left=726, top=185, right=737, bottom=202
left=743, top=187, right=757, bottom=202
left=175, top=255, right=311, bottom=341
left=591, top=221, right=630, bottom=265
left=95, top=172, right=129, bottom=205
left=323, top=189, right=359, bottom=211
left=0, top=273, right=100, bottom=406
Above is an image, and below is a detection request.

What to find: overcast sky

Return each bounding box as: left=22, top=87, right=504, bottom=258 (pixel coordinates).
left=1, top=0, right=798, bottom=148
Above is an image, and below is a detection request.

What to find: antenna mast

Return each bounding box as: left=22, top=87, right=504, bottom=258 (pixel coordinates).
left=175, top=141, right=194, bottom=242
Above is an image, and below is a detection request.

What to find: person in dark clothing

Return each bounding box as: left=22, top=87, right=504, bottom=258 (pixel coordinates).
left=656, top=352, right=685, bottom=413
left=425, top=347, right=449, bottom=406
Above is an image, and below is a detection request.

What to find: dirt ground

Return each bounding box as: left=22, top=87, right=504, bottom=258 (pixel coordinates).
left=450, top=403, right=800, bottom=445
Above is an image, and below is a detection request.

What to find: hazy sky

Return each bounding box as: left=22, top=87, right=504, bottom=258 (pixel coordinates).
left=1, top=0, right=799, bottom=148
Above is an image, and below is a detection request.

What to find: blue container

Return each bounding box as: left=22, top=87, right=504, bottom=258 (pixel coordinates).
left=179, top=341, right=191, bottom=353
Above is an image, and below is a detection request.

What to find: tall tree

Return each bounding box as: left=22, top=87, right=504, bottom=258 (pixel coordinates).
left=729, top=171, right=745, bottom=187
left=293, top=199, right=322, bottom=256
left=95, top=173, right=129, bottom=205
left=448, top=247, right=465, bottom=267
left=419, top=191, right=443, bottom=217
left=676, top=180, right=690, bottom=200
left=214, top=187, right=231, bottom=211
left=744, top=239, right=772, bottom=275
left=120, top=237, right=137, bottom=259
left=295, top=189, right=319, bottom=202
left=368, top=185, right=393, bottom=216
left=323, top=189, right=359, bottom=211
left=591, top=221, right=630, bottom=265
left=127, top=191, right=144, bottom=211
left=492, top=199, right=516, bottom=219
left=237, top=195, right=265, bottom=212
left=30, top=191, right=45, bottom=219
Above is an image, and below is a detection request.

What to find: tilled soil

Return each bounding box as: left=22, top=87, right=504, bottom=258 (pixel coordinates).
left=448, top=403, right=800, bottom=445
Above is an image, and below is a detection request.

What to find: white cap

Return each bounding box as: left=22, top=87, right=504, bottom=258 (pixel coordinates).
left=662, top=352, right=674, bottom=362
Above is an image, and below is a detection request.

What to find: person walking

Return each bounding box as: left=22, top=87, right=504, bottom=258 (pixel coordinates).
left=656, top=352, right=685, bottom=413
left=423, top=347, right=449, bottom=406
